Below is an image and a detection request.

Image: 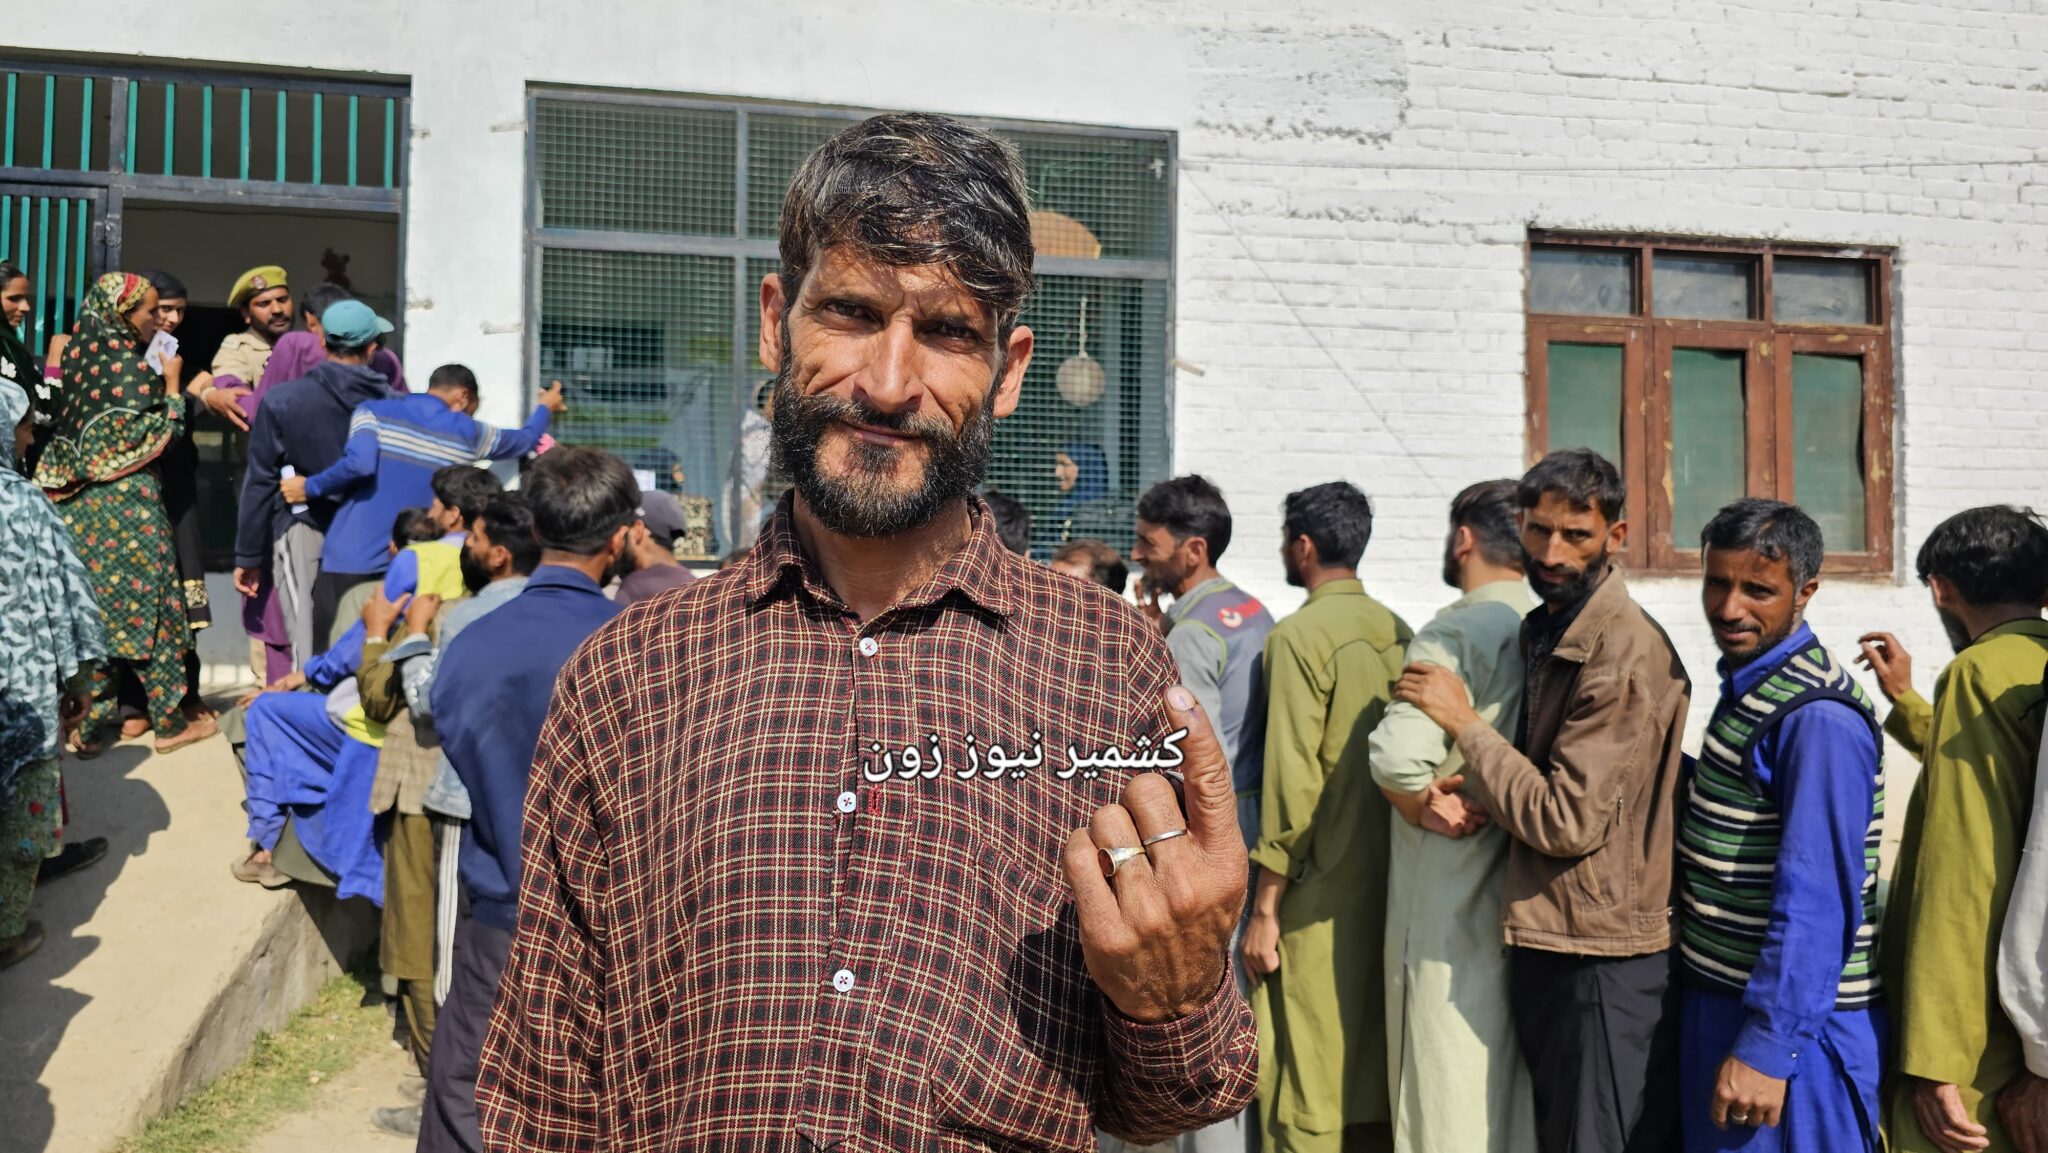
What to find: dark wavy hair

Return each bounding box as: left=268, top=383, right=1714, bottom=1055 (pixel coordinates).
left=778, top=113, right=1035, bottom=337
left=1916, top=505, right=2048, bottom=607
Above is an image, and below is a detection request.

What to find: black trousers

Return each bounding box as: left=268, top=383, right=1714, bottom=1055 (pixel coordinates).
left=309, top=570, right=378, bottom=655
left=1509, top=946, right=1681, bottom=1153
left=418, top=912, right=512, bottom=1153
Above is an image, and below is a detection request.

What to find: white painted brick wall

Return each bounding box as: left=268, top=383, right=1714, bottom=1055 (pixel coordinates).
left=11, top=0, right=2043, bottom=743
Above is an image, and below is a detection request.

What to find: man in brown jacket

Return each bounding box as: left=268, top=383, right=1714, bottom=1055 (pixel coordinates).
left=1397, top=448, right=1690, bottom=1153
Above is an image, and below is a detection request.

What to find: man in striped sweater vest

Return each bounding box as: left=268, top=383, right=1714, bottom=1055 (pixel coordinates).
left=1681, top=499, right=1885, bottom=1152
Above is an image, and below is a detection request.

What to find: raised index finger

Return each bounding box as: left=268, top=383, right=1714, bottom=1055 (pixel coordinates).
left=1161, top=685, right=1237, bottom=852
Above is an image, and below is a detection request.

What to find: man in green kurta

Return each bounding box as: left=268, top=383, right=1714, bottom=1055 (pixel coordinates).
left=1368, top=481, right=1536, bottom=1153
left=1243, top=481, right=1411, bottom=1153
left=1856, top=506, right=2048, bottom=1153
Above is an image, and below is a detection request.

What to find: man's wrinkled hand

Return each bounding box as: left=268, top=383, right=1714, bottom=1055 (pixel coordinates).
left=1418, top=775, right=1489, bottom=839
left=1394, top=662, right=1482, bottom=738
left=1061, top=686, right=1245, bottom=1023
left=1241, top=909, right=1280, bottom=979
left=1912, top=1078, right=1991, bottom=1153
left=205, top=384, right=252, bottom=431
left=538, top=379, right=569, bottom=415
left=361, top=588, right=411, bottom=639
left=1856, top=631, right=1914, bottom=704
left=1999, top=1070, right=2048, bottom=1153
left=1710, top=1055, right=1787, bottom=1130
left=404, top=593, right=442, bottom=635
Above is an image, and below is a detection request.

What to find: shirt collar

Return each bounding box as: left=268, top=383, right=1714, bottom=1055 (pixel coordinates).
left=1451, top=578, right=1529, bottom=612
left=742, top=494, right=1018, bottom=619
left=524, top=564, right=606, bottom=595
left=1970, top=616, right=2048, bottom=648
left=478, top=574, right=527, bottom=602
left=1167, top=575, right=1233, bottom=622
left=1304, top=577, right=1364, bottom=605
left=438, top=530, right=466, bottom=545
left=1721, top=621, right=1818, bottom=698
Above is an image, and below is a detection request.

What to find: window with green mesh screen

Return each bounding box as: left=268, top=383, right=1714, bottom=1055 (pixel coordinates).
left=531, top=92, right=1174, bottom=560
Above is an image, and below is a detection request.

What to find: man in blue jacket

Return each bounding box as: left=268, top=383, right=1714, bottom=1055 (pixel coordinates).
left=418, top=445, right=634, bottom=1153
left=234, top=299, right=398, bottom=668
left=280, top=365, right=564, bottom=614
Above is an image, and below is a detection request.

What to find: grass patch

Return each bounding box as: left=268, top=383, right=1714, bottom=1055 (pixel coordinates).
left=116, top=969, right=390, bottom=1153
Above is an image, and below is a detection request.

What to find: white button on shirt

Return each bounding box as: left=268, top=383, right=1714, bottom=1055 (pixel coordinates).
left=831, top=968, right=857, bottom=993
left=857, top=636, right=879, bottom=657
left=836, top=791, right=858, bottom=814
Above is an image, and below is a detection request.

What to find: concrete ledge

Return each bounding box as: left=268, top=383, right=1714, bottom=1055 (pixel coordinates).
left=141, top=890, right=379, bottom=1143
left=0, top=732, right=378, bottom=1153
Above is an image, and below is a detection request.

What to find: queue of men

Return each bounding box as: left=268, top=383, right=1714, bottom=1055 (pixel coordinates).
left=24, top=110, right=2046, bottom=1153
left=396, top=111, right=2045, bottom=1153
left=1091, top=445, right=2046, bottom=1153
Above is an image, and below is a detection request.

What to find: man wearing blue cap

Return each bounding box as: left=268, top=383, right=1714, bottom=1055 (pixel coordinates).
left=277, top=317, right=566, bottom=649
left=237, top=298, right=401, bottom=665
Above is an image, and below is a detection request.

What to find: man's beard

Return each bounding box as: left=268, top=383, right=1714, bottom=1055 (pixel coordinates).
left=1717, top=615, right=1797, bottom=667
left=459, top=548, right=492, bottom=593
left=769, top=350, right=995, bottom=540
left=609, top=546, right=641, bottom=584
left=1938, top=607, right=1973, bottom=654
left=1531, top=552, right=1609, bottom=609
left=1440, top=534, right=1460, bottom=590
left=1143, top=556, right=1190, bottom=600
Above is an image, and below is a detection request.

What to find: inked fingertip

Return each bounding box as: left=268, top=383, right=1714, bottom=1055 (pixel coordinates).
left=1166, top=686, right=1195, bottom=712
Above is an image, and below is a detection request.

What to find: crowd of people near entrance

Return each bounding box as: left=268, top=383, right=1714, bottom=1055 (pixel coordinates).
left=2, top=110, right=2048, bottom=1153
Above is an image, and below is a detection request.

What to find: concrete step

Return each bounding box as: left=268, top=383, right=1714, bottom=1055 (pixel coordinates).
left=0, top=728, right=376, bottom=1153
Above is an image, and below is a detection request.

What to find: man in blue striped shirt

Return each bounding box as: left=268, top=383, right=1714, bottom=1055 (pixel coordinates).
left=282, top=362, right=564, bottom=603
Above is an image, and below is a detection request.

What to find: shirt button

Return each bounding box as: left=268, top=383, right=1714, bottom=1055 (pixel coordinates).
left=836, top=790, right=858, bottom=814
left=857, top=636, right=878, bottom=657
left=831, top=968, right=857, bottom=993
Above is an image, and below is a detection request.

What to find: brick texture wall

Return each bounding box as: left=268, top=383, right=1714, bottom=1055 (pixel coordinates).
left=1009, top=1, right=2048, bottom=760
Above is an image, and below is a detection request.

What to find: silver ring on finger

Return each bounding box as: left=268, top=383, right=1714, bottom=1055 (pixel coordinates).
left=1141, top=828, right=1188, bottom=847
left=1730, top=1112, right=1750, bottom=1126
left=1096, top=845, right=1145, bottom=878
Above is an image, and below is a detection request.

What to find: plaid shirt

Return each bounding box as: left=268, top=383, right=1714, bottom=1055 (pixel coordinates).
left=477, top=499, right=1257, bottom=1152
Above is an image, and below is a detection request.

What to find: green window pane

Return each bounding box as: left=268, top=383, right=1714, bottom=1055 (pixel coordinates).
left=1654, top=253, right=1753, bottom=320
left=1791, top=354, right=1867, bottom=551
left=1530, top=248, right=1635, bottom=316
left=987, top=275, right=1169, bottom=555
left=1774, top=258, right=1871, bottom=325
left=540, top=250, right=734, bottom=552
left=748, top=114, right=850, bottom=239
left=535, top=101, right=735, bottom=235
left=1006, top=131, right=1170, bottom=261
left=1670, top=348, right=1747, bottom=547
left=1545, top=342, right=1623, bottom=468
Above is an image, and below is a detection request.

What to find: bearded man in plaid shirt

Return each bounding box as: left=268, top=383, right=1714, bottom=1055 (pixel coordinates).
left=476, top=112, right=1258, bottom=1152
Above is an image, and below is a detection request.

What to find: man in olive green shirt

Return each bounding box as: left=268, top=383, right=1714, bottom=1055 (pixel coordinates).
left=1243, top=481, right=1411, bottom=1153
left=1858, top=506, right=2048, bottom=1153
left=1368, top=480, right=1535, bottom=1153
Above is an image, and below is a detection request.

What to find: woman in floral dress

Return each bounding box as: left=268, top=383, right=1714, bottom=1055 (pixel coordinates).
left=0, top=374, right=106, bottom=968
left=32, top=272, right=215, bottom=755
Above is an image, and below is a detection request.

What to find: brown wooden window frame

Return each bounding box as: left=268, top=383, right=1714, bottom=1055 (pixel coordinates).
left=1525, top=232, right=1895, bottom=575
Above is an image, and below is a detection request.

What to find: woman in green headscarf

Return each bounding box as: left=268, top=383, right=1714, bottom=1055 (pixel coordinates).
left=0, top=373, right=106, bottom=968
left=32, top=272, right=215, bottom=755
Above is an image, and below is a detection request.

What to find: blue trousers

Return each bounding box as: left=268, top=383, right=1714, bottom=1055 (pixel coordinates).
left=1679, top=987, right=1885, bottom=1152
left=242, top=691, right=384, bottom=904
